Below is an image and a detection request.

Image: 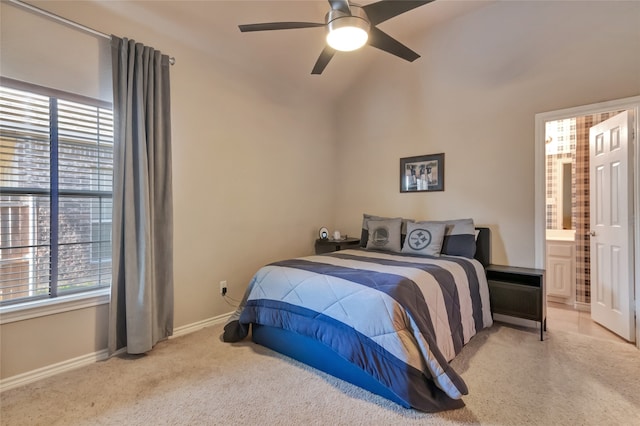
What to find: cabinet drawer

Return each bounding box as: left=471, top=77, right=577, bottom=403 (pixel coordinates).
left=547, top=243, right=573, bottom=257
left=488, top=280, right=541, bottom=321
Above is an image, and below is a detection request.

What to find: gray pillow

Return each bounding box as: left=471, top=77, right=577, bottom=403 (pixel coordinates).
left=360, top=213, right=413, bottom=248
left=365, top=218, right=402, bottom=253
left=401, top=221, right=447, bottom=257
left=427, top=218, right=476, bottom=258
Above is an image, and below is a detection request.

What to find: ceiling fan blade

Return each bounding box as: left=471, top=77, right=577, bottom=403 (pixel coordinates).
left=363, top=0, right=434, bottom=26
left=328, top=0, right=351, bottom=14
left=311, top=47, right=336, bottom=75
left=368, top=27, right=420, bottom=62
left=238, top=22, right=325, bottom=32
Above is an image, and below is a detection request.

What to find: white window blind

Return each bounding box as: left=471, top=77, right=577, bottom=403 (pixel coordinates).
left=0, top=79, right=113, bottom=304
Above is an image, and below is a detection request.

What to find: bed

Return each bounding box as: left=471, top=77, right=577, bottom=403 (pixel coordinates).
left=223, top=217, right=492, bottom=412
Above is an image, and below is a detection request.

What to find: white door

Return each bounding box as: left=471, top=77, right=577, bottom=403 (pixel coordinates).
left=589, top=111, right=635, bottom=342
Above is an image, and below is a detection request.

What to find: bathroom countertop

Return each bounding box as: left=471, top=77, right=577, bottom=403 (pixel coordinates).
left=546, top=229, right=576, bottom=242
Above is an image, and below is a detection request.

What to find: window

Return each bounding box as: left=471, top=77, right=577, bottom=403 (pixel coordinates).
left=0, top=79, right=113, bottom=305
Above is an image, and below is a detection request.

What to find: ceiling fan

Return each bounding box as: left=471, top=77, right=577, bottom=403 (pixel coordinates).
left=238, top=0, right=434, bottom=75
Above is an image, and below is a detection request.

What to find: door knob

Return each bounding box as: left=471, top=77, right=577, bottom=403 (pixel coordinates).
left=589, top=231, right=596, bottom=236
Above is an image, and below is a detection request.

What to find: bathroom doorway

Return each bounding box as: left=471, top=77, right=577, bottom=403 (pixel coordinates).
left=544, top=117, right=578, bottom=306
left=534, top=96, right=640, bottom=347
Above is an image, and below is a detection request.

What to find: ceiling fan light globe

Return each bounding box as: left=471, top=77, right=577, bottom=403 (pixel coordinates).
left=325, top=8, right=370, bottom=52
left=327, top=26, right=368, bottom=51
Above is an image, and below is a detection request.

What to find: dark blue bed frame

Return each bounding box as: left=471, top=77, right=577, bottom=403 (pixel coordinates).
left=251, top=228, right=491, bottom=409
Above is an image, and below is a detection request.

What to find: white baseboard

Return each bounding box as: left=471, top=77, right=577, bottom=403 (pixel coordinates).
left=547, top=295, right=575, bottom=305
left=0, top=312, right=234, bottom=393
left=573, top=301, right=591, bottom=312
left=493, top=313, right=541, bottom=330
left=0, top=349, right=109, bottom=393
left=171, top=311, right=233, bottom=338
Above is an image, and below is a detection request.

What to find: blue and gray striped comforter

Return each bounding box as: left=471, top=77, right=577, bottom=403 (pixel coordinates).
left=223, top=249, right=493, bottom=411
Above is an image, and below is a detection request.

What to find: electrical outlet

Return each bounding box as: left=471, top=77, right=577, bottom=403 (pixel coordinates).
left=219, top=280, right=227, bottom=296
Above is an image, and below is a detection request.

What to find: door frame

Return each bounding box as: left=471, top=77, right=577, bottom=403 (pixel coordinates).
left=534, top=95, right=640, bottom=347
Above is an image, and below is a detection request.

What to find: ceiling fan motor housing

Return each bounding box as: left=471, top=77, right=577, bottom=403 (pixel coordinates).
left=326, top=5, right=370, bottom=29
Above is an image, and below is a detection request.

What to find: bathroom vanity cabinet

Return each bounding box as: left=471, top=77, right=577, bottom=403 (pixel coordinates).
left=546, top=239, right=575, bottom=300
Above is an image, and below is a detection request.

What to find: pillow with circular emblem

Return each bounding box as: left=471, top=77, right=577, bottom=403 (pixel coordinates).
left=401, top=221, right=447, bottom=257
left=360, top=213, right=412, bottom=248
left=365, top=218, right=402, bottom=253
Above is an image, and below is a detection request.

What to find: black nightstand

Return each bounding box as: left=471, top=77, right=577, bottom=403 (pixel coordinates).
left=315, top=238, right=360, bottom=254
left=486, top=264, right=546, bottom=341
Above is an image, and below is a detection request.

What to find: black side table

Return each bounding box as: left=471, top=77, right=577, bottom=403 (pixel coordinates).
left=486, top=264, right=546, bottom=341
left=315, top=237, right=360, bottom=254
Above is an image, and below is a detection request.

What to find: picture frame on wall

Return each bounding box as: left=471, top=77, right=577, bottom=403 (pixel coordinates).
left=400, top=153, right=445, bottom=193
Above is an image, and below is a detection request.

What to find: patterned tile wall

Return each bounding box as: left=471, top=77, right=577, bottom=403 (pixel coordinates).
left=575, top=116, right=591, bottom=304
left=545, top=118, right=576, bottom=230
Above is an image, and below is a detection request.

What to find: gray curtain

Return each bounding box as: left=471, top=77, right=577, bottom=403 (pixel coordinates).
left=109, top=36, right=173, bottom=355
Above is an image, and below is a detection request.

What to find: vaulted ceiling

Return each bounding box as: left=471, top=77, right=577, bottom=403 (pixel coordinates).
left=31, top=0, right=495, bottom=101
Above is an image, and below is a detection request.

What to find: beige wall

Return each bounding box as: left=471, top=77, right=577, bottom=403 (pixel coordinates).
left=0, top=1, right=336, bottom=380
left=333, top=0, right=640, bottom=267
left=1, top=305, right=110, bottom=378
left=1, top=0, right=639, bottom=381
left=0, top=3, right=112, bottom=101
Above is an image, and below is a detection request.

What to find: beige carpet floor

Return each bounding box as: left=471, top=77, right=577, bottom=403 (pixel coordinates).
left=1, top=322, right=639, bottom=425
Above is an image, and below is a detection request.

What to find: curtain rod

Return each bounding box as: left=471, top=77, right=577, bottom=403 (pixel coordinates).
left=7, top=0, right=176, bottom=65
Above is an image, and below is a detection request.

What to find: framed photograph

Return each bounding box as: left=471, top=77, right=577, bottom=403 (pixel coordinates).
left=400, top=153, right=444, bottom=193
